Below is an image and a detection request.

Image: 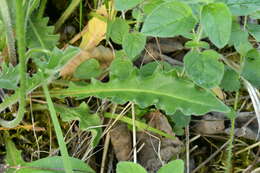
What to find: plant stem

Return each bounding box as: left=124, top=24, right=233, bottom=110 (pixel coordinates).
left=55, top=0, right=82, bottom=31
left=42, top=74, right=73, bottom=173
left=37, top=0, right=47, bottom=18
left=0, top=0, right=17, bottom=65
left=225, top=91, right=239, bottom=173
left=0, top=0, right=26, bottom=128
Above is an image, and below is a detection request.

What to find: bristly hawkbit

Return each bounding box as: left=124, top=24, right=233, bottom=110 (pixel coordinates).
left=60, top=46, right=114, bottom=77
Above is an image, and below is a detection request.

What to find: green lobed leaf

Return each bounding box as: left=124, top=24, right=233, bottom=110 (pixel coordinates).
left=17, top=156, right=95, bottom=173
left=201, top=3, right=232, bottom=48
left=220, top=66, right=241, bottom=92
left=241, top=49, right=260, bottom=88
left=115, top=0, right=144, bottom=11
left=157, top=159, right=184, bottom=173
left=26, top=17, right=59, bottom=51
left=184, top=50, right=224, bottom=89
left=107, top=18, right=129, bottom=44
left=0, top=63, right=19, bottom=90
left=74, top=59, right=102, bottom=79
left=247, top=23, right=260, bottom=42
left=116, top=162, right=147, bottom=173
left=122, top=32, right=146, bottom=60
left=55, top=103, right=102, bottom=147
left=141, top=1, right=196, bottom=37
left=50, top=66, right=230, bottom=115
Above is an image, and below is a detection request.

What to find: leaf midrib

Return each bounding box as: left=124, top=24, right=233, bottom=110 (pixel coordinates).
left=49, top=88, right=220, bottom=108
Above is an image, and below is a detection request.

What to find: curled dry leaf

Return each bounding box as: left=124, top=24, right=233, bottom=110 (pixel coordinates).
left=110, top=122, right=132, bottom=161
left=80, top=5, right=109, bottom=51
left=60, top=46, right=114, bottom=77
left=194, top=113, right=225, bottom=135
left=137, top=111, right=183, bottom=173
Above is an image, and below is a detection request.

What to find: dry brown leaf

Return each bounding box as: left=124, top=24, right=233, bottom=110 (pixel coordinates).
left=137, top=111, right=183, bottom=172
left=110, top=122, right=132, bottom=161
left=79, top=5, right=108, bottom=50
left=60, top=45, right=114, bottom=77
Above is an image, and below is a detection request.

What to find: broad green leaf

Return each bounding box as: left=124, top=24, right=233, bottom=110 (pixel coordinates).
left=0, top=63, right=19, bottom=89
left=225, top=0, right=260, bottom=16
left=122, top=32, right=146, bottom=60
left=56, top=103, right=102, bottom=147
left=50, top=69, right=230, bottom=115
left=115, top=0, right=144, bottom=11
left=157, top=159, right=184, bottom=173
left=141, top=1, right=196, bottom=37
left=0, top=20, right=5, bottom=51
left=116, top=162, right=147, bottom=173
left=17, top=156, right=94, bottom=173
left=107, top=18, right=129, bottom=44
left=220, top=66, right=240, bottom=92
left=241, top=49, right=260, bottom=88
left=143, top=0, right=164, bottom=15
left=110, top=57, right=134, bottom=80
left=201, top=3, right=232, bottom=48
left=184, top=50, right=224, bottom=89
left=74, top=59, right=102, bottom=79
left=26, top=17, right=59, bottom=51
left=5, top=138, right=25, bottom=173
left=247, top=23, right=260, bottom=42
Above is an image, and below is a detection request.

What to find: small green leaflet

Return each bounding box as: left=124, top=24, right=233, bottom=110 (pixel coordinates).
left=220, top=66, right=241, bottom=92
left=141, top=1, right=196, bottom=37
left=229, top=20, right=252, bottom=56
left=74, top=59, right=102, bottom=79
left=122, top=32, right=146, bottom=61
left=241, top=49, right=260, bottom=88
left=49, top=65, right=229, bottom=115
left=110, top=57, right=133, bottom=80
left=247, top=23, right=260, bottom=42
left=115, top=0, right=144, bottom=11
left=184, top=50, right=224, bottom=89
left=55, top=103, right=102, bottom=147
left=0, top=63, right=19, bottom=90
left=116, top=162, right=146, bottom=173
left=107, top=18, right=129, bottom=44
left=157, top=159, right=184, bottom=173
left=201, top=3, right=232, bottom=48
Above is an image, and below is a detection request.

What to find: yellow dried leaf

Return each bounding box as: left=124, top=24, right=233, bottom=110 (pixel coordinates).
left=80, top=5, right=108, bottom=50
